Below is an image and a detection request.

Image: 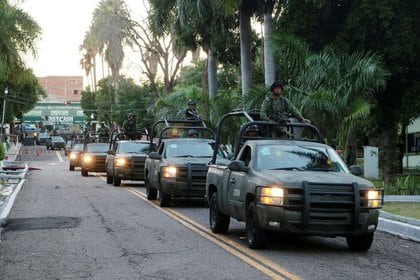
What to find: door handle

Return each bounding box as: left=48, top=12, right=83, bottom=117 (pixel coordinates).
left=230, top=178, right=236, bottom=184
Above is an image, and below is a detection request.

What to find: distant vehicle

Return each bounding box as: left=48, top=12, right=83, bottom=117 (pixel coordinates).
left=35, top=132, right=49, bottom=145
left=64, top=140, right=73, bottom=156
left=46, top=136, right=66, bottom=150
left=69, top=143, right=84, bottom=171
left=22, top=123, right=37, bottom=131
left=81, top=142, right=109, bottom=176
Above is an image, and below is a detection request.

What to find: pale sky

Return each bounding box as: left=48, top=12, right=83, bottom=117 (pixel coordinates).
left=14, top=0, right=147, bottom=84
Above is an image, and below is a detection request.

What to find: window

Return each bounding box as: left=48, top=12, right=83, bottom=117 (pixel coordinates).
left=73, top=89, right=78, bottom=95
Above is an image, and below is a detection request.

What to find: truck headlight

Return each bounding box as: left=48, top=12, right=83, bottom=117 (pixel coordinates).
left=83, top=155, right=93, bottom=163
left=116, top=158, right=128, bottom=167
left=367, top=190, right=382, bottom=208
left=69, top=152, right=78, bottom=160
left=162, top=166, right=177, bottom=178
left=258, top=186, right=284, bottom=206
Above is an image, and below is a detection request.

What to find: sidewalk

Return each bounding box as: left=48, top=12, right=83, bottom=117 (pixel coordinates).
left=378, top=195, right=420, bottom=242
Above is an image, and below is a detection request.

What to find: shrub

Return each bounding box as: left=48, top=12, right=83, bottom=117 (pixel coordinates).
left=384, top=175, right=420, bottom=195
left=0, top=142, right=5, bottom=160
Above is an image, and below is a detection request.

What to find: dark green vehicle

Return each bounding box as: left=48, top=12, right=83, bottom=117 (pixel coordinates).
left=106, top=131, right=155, bottom=187
left=206, top=111, right=383, bottom=251
left=144, top=118, right=224, bottom=207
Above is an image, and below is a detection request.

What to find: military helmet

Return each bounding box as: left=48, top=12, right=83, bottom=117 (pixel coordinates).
left=188, top=129, right=198, bottom=136
left=128, top=112, right=135, bottom=118
left=188, top=99, right=196, bottom=106
left=245, top=124, right=259, bottom=132
left=270, top=81, right=284, bottom=92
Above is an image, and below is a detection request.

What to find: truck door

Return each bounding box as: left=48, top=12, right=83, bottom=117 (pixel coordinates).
left=227, top=146, right=251, bottom=211
left=150, top=142, right=164, bottom=187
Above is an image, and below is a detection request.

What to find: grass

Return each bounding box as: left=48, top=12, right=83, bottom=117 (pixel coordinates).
left=382, top=202, right=420, bottom=220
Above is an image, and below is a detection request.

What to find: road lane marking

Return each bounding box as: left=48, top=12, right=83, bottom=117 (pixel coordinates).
left=125, top=187, right=302, bottom=280
left=56, top=151, right=64, bottom=162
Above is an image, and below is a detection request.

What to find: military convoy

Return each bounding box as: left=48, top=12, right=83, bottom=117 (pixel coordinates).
left=205, top=111, right=383, bottom=251
left=65, top=110, right=383, bottom=251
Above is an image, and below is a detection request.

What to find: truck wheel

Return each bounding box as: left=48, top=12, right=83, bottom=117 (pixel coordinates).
left=113, top=177, right=121, bottom=187
left=158, top=189, right=171, bottom=207
left=81, top=168, right=88, bottom=177
left=209, top=192, right=230, bottom=233
left=69, top=164, right=75, bottom=171
left=145, top=177, right=157, bottom=200
left=246, top=202, right=267, bottom=249
left=346, top=233, right=374, bottom=252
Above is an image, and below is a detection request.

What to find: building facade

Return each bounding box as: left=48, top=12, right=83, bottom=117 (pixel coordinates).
left=37, top=76, right=83, bottom=102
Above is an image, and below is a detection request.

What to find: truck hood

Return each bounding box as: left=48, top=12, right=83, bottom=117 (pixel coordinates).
left=164, top=157, right=212, bottom=166
left=256, top=170, right=374, bottom=188
left=117, top=153, right=147, bottom=158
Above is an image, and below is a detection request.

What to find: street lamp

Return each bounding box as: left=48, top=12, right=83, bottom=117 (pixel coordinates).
left=1, top=87, right=8, bottom=143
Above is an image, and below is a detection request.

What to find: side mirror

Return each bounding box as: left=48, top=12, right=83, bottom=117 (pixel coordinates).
left=107, top=149, right=115, bottom=155
left=149, top=152, right=161, bottom=160
left=349, top=165, right=363, bottom=176
left=228, top=160, right=249, bottom=172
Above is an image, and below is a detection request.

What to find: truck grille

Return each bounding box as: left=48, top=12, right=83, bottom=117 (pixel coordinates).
left=94, top=156, right=106, bottom=170
left=286, top=182, right=362, bottom=229
left=131, top=156, right=146, bottom=177
left=176, top=163, right=209, bottom=190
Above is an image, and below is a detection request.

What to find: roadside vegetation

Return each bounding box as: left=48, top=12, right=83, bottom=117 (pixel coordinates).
left=383, top=202, right=420, bottom=220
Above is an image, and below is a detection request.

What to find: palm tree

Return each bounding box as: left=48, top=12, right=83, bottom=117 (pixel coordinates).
left=245, top=34, right=388, bottom=148
left=86, top=0, right=136, bottom=103
left=0, top=1, right=41, bottom=82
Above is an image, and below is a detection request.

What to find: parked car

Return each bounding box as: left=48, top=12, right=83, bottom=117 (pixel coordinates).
left=46, top=136, right=66, bottom=150
left=69, top=143, right=84, bottom=171
left=35, top=132, right=50, bottom=145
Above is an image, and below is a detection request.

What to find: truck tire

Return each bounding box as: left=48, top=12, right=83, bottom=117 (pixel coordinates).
left=106, top=173, right=113, bottom=184
left=81, top=168, right=88, bottom=177
left=158, top=189, right=171, bottom=207
left=69, top=164, right=75, bottom=171
left=246, top=202, right=267, bottom=249
left=113, top=177, right=121, bottom=187
left=346, top=233, right=374, bottom=252
left=209, top=192, right=230, bottom=233
left=145, top=177, right=157, bottom=200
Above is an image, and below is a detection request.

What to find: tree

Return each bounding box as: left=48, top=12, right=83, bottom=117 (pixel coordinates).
left=0, top=1, right=44, bottom=127
left=277, top=0, right=420, bottom=184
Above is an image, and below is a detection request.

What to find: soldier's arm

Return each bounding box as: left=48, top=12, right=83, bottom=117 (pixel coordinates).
left=260, top=99, right=269, bottom=121
left=285, top=99, right=304, bottom=121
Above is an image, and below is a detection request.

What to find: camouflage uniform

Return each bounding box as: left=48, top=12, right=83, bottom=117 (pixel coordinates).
left=260, top=95, right=304, bottom=138
left=260, top=96, right=303, bottom=122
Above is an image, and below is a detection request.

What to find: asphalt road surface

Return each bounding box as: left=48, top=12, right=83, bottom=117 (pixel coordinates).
left=0, top=146, right=419, bottom=280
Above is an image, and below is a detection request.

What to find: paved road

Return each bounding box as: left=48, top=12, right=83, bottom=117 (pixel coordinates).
left=0, top=146, right=419, bottom=279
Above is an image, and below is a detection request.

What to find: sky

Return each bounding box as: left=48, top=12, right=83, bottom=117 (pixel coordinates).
left=13, top=0, right=147, bottom=84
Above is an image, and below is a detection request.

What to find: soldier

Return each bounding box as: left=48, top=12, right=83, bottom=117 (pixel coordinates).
left=97, top=123, right=110, bottom=142
left=185, top=99, right=200, bottom=120
left=122, top=112, right=137, bottom=140
left=260, top=81, right=310, bottom=138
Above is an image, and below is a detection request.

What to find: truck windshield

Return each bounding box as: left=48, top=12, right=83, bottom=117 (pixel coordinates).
left=165, top=141, right=219, bottom=158
left=86, top=143, right=109, bottom=153
left=118, top=142, right=150, bottom=153
left=256, top=144, right=349, bottom=173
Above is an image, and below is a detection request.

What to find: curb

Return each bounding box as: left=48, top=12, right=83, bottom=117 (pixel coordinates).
left=0, top=178, right=26, bottom=227
left=378, top=211, right=420, bottom=243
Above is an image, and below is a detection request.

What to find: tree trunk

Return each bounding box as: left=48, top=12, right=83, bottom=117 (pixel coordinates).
left=380, top=121, right=398, bottom=185
left=240, top=4, right=253, bottom=96
left=93, top=56, right=97, bottom=92
left=201, top=58, right=210, bottom=120
left=264, top=8, right=275, bottom=86
left=207, top=48, right=217, bottom=98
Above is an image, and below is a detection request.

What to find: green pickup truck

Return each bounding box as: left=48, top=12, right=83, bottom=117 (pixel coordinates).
left=144, top=118, right=225, bottom=207
left=105, top=131, right=155, bottom=186
left=206, top=111, right=383, bottom=251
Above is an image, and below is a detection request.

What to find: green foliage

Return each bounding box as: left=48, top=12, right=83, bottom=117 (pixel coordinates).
left=0, top=142, right=5, bottom=160
left=384, top=175, right=420, bottom=195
